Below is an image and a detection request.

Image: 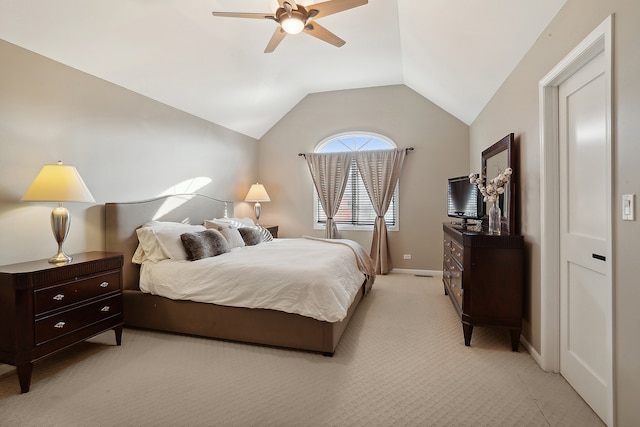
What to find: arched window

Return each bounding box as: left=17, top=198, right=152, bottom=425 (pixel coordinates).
left=314, top=132, right=399, bottom=231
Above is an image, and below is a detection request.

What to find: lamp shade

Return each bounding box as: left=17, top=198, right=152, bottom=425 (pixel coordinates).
left=22, top=161, right=95, bottom=203
left=244, top=183, right=271, bottom=202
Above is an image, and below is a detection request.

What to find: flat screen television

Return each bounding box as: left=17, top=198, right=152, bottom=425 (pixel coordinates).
left=447, top=175, right=484, bottom=227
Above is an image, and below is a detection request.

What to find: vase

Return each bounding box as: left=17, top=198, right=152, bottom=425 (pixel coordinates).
left=488, top=201, right=501, bottom=235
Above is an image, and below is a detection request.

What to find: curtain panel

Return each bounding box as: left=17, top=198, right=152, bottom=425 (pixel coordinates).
left=355, top=149, right=406, bottom=274
left=305, top=152, right=352, bottom=239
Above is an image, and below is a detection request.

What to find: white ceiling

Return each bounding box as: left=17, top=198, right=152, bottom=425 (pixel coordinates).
left=0, top=0, right=566, bottom=139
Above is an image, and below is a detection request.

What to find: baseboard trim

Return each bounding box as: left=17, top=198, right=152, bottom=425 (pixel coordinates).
left=519, top=335, right=548, bottom=371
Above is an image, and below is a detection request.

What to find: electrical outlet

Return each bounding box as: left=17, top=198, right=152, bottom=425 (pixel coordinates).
left=403, top=254, right=411, bottom=260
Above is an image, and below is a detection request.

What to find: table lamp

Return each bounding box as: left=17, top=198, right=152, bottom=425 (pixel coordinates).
left=244, top=183, right=270, bottom=225
left=22, top=161, right=96, bottom=264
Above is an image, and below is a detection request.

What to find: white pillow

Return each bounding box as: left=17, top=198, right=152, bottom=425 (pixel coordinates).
left=204, top=217, right=255, bottom=229
left=132, top=244, right=147, bottom=264
left=134, top=222, right=206, bottom=263
left=219, top=227, right=245, bottom=249
left=133, top=221, right=184, bottom=263
left=156, top=226, right=207, bottom=260
left=135, top=227, right=168, bottom=264
left=204, top=218, right=253, bottom=248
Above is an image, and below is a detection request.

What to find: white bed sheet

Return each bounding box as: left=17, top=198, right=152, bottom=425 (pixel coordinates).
left=139, top=238, right=368, bottom=322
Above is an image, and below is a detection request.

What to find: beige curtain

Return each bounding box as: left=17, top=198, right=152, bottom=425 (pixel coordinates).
left=355, top=149, right=406, bottom=274
left=305, top=152, right=352, bottom=239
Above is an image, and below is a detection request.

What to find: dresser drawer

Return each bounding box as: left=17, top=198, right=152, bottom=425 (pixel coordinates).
left=443, top=235, right=452, bottom=253
left=34, top=271, right=121, bottom=315
left=450, top=268, right=463, bottom=306
left=443, top=254, right=455, bottom=280
left=450, top=239, right=464, bottom=264
left=34, top=295, right=122, bottom=345
left=449, top=280, right=463, bottom=309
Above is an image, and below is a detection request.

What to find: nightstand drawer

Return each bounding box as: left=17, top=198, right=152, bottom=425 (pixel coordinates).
left=34, top=294, right=122, bottom=345
left=34, top=270, right=121, bottom=315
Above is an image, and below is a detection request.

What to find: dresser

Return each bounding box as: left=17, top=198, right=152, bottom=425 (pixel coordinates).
left=0, top=251, right=124, bottom=393
left=442, top=223, right=524, bottom=351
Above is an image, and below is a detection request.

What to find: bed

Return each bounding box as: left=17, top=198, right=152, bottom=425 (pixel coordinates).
left=104, top=194, right=374, bottom=355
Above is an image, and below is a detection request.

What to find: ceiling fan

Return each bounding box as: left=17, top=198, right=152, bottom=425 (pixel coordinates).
left=212, top=0, right=368, bottom=53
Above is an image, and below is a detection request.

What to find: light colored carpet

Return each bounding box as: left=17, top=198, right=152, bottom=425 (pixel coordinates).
left=0, top=274, right=604, bottom=427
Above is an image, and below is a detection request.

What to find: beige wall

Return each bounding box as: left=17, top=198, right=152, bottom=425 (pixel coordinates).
left=470, top=0, right=640, bottom=424
left=258, top=85, right=469, bottom=271
left=4, top=3, right=638, bottom=421
left=0, top=40, right=258, bottom=266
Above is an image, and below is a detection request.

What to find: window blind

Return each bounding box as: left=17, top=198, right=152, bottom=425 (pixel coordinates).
left=317, top=157, right=397, bottom=226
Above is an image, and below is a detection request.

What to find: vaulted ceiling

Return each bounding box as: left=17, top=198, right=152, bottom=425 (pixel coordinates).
left=0, top=0, right=566, bottom=139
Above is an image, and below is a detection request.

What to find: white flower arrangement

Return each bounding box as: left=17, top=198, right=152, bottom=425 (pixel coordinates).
left=469, top=168, right=512, bottom=204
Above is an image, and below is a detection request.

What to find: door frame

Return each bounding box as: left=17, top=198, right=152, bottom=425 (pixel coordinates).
left=538, top=15, right=614, bottom=425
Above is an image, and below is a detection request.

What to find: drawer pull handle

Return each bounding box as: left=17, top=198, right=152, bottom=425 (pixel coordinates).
left=54, top=321, right=65, bottom=329
left=592, top=253, right=606, bottom=261
left=100, top=281, right=109, bottom=288
left=53, top=294, right=65, bottom=301
left=101, top=306, right=110, bottom=312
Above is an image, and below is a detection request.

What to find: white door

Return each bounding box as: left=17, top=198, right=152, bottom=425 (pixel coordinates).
left=558, top=50, right=611, bottom=422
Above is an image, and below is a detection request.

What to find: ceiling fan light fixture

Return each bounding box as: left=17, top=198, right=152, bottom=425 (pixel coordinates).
left=281, top=16, right=305, bottom=34
left=212, top=0, right=369, bottom=52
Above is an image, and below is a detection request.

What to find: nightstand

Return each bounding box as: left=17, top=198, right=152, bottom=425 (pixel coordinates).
left=0, top=251, right=124, bottom=393
left=262, top=225, right=279, bottom=238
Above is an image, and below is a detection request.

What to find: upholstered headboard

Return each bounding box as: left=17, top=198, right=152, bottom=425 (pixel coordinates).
left=105, top=194, right=233, bottom=291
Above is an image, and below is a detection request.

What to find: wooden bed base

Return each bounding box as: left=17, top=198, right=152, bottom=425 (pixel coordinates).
left=104, top=194, right=368, bottom=355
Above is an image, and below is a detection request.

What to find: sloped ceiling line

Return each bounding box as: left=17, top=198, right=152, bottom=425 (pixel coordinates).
left=0, top=0, right=566, bottom=138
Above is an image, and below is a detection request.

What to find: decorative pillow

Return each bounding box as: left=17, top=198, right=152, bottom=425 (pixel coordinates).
left=135, top=222, right=206, bottom=263
left=257, top=226, right=274, bottom=242
left=180, top=229, right=230, bottom=261
left=238, top=227, right=263, bottom=246
left=250, top=225, right=275, bottom=241
left=204, top=220, right=246, bottom=249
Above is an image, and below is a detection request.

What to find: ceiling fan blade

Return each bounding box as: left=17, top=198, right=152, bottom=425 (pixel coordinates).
left=212, top=12, right=274, bottom=20
left=303, top=22, right=345, bottom=48
left=306, top=0, right=367, bottom=19
left=264, top=27, right=288, bottom=53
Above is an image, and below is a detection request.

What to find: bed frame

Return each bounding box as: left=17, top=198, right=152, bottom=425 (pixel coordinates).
left=104, top=194, right=366, bottom=355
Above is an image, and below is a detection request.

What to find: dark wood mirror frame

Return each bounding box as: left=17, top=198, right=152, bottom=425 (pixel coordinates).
left=481, top=133, right=516, bottom=234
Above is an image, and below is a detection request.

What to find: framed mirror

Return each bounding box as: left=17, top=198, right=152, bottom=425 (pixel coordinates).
left=481, top=133, right=516, bottom=234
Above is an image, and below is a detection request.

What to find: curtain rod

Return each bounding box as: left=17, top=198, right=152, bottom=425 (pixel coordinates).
left=298, top=147, right=414, bottom=158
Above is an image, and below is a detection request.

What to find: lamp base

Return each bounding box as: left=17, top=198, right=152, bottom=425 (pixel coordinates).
left=254, top=201, right=262, bottom=225
left=49, top=205, right=72, bottom=264
left=49, top=250, right=72, bottom=265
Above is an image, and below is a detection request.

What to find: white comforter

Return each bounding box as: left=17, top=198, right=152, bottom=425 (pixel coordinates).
left=140, top=238, right=372, bottom=322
